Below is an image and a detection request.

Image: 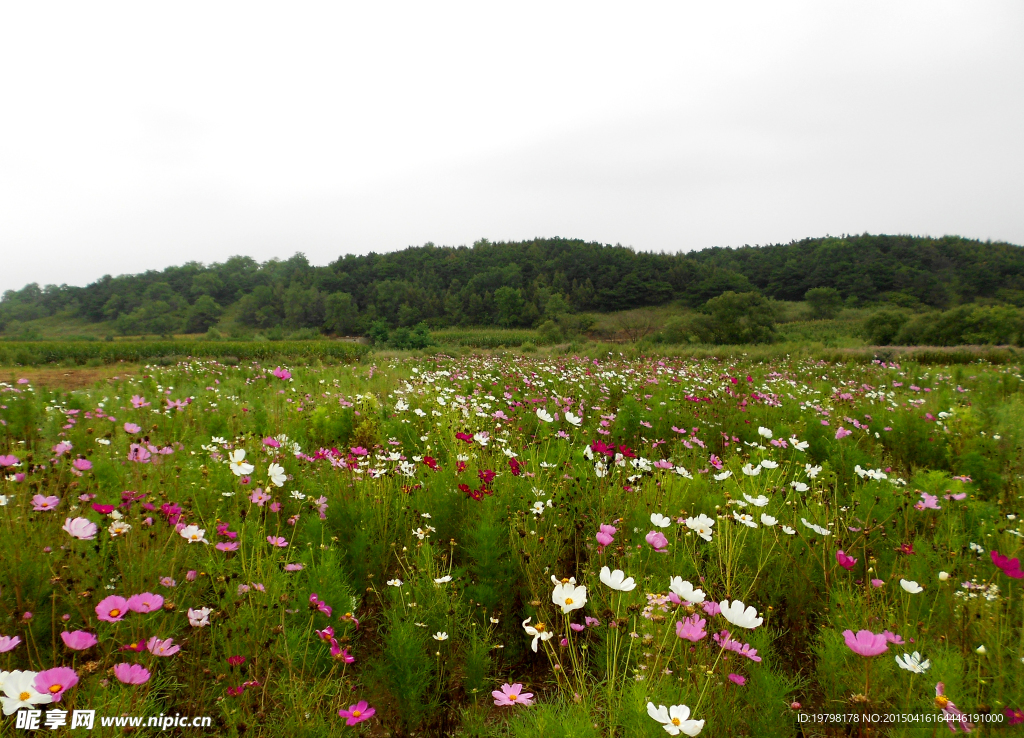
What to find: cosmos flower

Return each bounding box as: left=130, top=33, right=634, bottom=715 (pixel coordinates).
left=267, top=463, right=287, bottom=487
left=900, top=579, right=923, bottom=594
left=645, top=530, right=669, bottom=553
left=96, top=596, right=129, bottom=623
left=492, top=682, right=534, bottom=706
left=147, top=637, right=180, bottom=656
left=113, top=663, right=151, bottom=685
left=552, top=581, right=587, bottom=613
left=0, top=636, right=21, bottom=653
left=599, top=566, right=636, bottom=592
left=843, top=629, right=888, bottom=657
left=338, top=701, right=375, bottom=726
left=180, top=525, right=208, bottom=544
left=895, top=652, right=931, bottom=673
left=522, top=618, right=553, bottom=652
left=646, top=702, right=704, bottom=736
left=60, top=631, right=97, bottom=650
left=229, top=449, right=255, bottom=477
left=669, top=577, right=705, bottom=604
left=63, top=517, right=98, bottom=540
left=719, top=600, right=763, bottom=629
left=127, top=593, right=164, bottom=613
left=1, top=671, right=53, bottom=713
left=33, top=668, right=78, bottom=702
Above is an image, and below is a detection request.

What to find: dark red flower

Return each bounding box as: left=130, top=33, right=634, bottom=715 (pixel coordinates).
left=91, top=504, right=115, bottom=514
left=478, top=469, right=496, bottom=486
left=509, top=458, right=522, bottom=477
left=227, top=655, right=246, bottom=666
left=455, top=432, right=474, bottom=444
left=422, top=456, right=439, bottom=471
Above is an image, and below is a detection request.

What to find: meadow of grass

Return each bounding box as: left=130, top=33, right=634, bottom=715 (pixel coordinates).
left=2, top=350, right=1024, bottom=736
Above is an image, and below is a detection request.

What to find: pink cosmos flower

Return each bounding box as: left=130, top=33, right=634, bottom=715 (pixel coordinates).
left=113, top=663, right=151, bottom=684
left=159, top=577, right=177, bottom=588
left=128, top=444, right=151, bottom=463
left=284, top=563, right=304, bottom=572
left=645, top=530, right=669, bottom=553
left=250, top=488, right=271, bottom=506
left=675, top=615, right=707, bottom=642
left=835, top=427, right=852, bottom=440
left=34, top=667, right=78, bottom=702
left=0, top=635, right=21, bottom=652
left=492, top=683, right=534, bottom=706
left=124, top=422, right=142, bottom=433
left=701, top=601, right=722, bottom=616
left=32, top=494, right=60, bottom=511
left=60, top=631, right=98, bottom=650
left=268, top=536, right=288, bottom=547
left=63, top=517, right=98, bottom=540
left=0, top=454, right=19, bottom=467
left=882, top=630, right=905, bottom=645
left=338, top=701, right=375, bottom=725
left=596, top=523, right=617, bottom=548
left=843, top=629, right=888, bottom=657
left=728, top=673, right=746, bottom=686
left=330, top=644, right=356, bottom=663
left=915, top=492, right=941, bottom=511
left=991, top=550, right=1024, bottom=579
left=96, top=595, right=130, bottom=622
left=935, top=682, right=973, bottom=732
left=127, top=593, right=164, bottom=613
left=53, top=441, right=73, bottom=456
left=871, top=578, right=885, bottom=587
left=216, top=541, right=240, bottom=552
left=272, top=366, right=292, bottom=381
left=836, top=550, right=858, bottom=571
left=72, top=458, right=92, bottom=472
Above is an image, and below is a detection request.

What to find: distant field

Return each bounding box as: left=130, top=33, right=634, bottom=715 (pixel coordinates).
left=431, top=328, right=539, bottom=348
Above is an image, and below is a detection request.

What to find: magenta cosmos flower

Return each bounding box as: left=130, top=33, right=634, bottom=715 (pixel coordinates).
left=492, top=682, right=534, bottom=706
left=72, top=458, right=92, bottom=472
left=596, top=524, right=616, bottom=548
left=34, top=667, right=79, bottom=702
left=991, top=550, right=1024, bottom=579
left=836, top=550, right=858, bottom=571
left=675, top=615, right=708, bottom=642
left=127, top=593, right=164, bottom=613
left=113, top=663, right=151, bottom=685
left=843, top=629, right=889, bottom=657
left=935, top=682, right=973, bottom=732
left=645, top=530, right=669, bottom=553
left=0, top=635, right=21, bottom=652
left=338, top=700, right=375, bottom=725
left=32, top=494, right=60, bottom=511
left=96, top=595, right=130, bottom=622
left=63, top=517, right=98, bottom=540
left=60, top=631, right=98, bottom=650
left=267, top=536, right=289, bottom=547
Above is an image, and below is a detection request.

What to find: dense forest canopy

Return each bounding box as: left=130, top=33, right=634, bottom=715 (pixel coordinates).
left=2, top=234, right=1023, bottom=337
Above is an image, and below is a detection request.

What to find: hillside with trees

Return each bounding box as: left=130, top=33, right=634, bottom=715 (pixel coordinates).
left=2, top=234, right=1023, bottom=342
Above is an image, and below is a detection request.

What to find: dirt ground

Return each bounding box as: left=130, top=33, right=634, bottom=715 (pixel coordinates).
left=1, top=365, right=137, bottom=391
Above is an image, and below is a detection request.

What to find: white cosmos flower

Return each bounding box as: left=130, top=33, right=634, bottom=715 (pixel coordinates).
left=719, top=599, right=763, bottom=629
left=790, top=481, right=809, bottom=492
left=564, top=411, right=582, bottom=426
left=790, top=437, right=809, bottom=451
left=805, top=464, right=822, bottom=478
left=522, top=618, right=553, bottom=652
left=760, top=514, right=778, bottom=526
left=109, top=521, right=132, bottom=537
left=536, top=408, right=553, bottom=423
left=552, top=582, right=587, bottom=613
left=650, top=513, right=671, bottom=528
left=97, top=438, right=111, bottom=446
left=188, top=607, right=211, bottom=627
left=735, top=513, right=757, bottom=528
left=583, top=445, right=594, bottom=460
left=433, top=575, right=452, bottom=585
left=387, top=579, right=403, bottom=587
left=685, top=514, right=715, bottom=542
left=801, top=518, right=831, bottom=536
left=743, top=494, right=769, bottom=508
left=1, top=670, right=52, bottom=714
left=432, top=632, right=449, bottom=641
left=267, top=463, right=287, bottom=487
left=530, top=501, right=545, bottom=516
left=759, top=460, right=778, bottom=469
left=179, top=525, right=208, bottom=544
left=600, top=566, right=636, bottom=592
left=674, top=466, right=693, bottom=479
left=551, top=575, right=577, bottom=586
left=228, top=449, right=255, bottom=477
left=900, top=579, right=923, bottom=594
left=782, top=525, right=797, bottom=535
left=895, top=652, right=931, bottom=673
left=757, top=427, right=773, bottom=439
left=211, top=436, right=227, bottom=445
left=741, top=464, right=761, bottom=476
left=668, top=577, right=705, bottom=604
left=646, top=702, right=704, bottom=736
left=714, top=470, right=733, bottom=481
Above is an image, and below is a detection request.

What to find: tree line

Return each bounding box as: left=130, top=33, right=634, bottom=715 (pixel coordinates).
left=2, top=234, right=1023, bottom=338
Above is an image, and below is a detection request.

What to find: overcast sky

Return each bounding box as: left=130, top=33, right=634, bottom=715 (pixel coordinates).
left=2, top=1, right=1022, bottom=293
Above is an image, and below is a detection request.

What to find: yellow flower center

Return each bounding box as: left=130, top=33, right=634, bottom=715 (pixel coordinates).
left=565, top=598, right=574, bottom=605
left=535, top=622, right=546, bottom=632
left=936, top=696, right=950, bottom=709
left=109, top=609, right=121, bottom=618
left=672, top=718, right=681, bottom=726
left=20, top=691, right=31, bottom=701
left=351, top=710, right=361, bottom=718
left=509, top=694, right=517, bottom=701
left=50, top=684, right=62, bottom=693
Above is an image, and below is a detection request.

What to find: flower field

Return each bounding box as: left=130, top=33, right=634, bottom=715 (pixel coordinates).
left=1, top=353, right=1023, bottom=736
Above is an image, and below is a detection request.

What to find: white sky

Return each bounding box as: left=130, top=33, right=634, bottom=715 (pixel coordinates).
left=2, top=1, right=1022, bottom=293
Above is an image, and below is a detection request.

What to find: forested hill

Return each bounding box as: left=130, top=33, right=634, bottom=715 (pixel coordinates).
left=2, top=234, right=1023, bottom=337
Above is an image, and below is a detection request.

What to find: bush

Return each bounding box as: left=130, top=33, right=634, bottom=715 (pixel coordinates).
left=863, top=310, right=909, bottom=345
